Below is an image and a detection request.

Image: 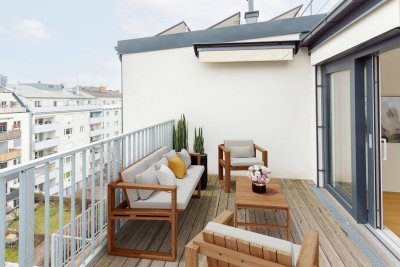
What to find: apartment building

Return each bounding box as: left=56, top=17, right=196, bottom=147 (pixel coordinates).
left=2, top=82, right=121, bottom=209
left=0, top=86, right=30, bottom=209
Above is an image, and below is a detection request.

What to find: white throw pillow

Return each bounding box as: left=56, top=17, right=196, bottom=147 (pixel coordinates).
left=230, top=146, right=253, bottom=158
left=164, top=150, right=177, bottom=160
left=156, top=164, right=176, bottom=186
left=153, top=156, right=168, bottom=170
left=136, top=166, right=159, bottom=200
left=177, top=149, right=191, bottom=168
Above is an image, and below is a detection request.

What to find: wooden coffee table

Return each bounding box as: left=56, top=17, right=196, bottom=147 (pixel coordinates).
left=235, top=177, right=291, bottom=241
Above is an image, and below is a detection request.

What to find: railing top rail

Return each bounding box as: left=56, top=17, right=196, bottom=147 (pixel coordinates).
left=0, top=119, right=174, bottom=177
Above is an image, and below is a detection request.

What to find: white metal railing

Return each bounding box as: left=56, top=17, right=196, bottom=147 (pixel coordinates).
left=0, top=119, right=174, bottom=267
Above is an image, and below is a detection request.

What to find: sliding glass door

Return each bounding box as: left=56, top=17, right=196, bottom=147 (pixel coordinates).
left=329, top=70, right=353, bottom=201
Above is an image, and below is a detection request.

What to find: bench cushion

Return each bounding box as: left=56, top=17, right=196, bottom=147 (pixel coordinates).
left=144, top=150, right=162, bottom=166
left=205, top=222, right=299, bottom=267
left=129, top=165, right=204, bottom=209
left=231, top=157, right=264, bottom=166
left=136, top=166, right=159, bottom=200
left=120, top=160, right=149, bottom=201
left=230, top=146, right=253, bottom=158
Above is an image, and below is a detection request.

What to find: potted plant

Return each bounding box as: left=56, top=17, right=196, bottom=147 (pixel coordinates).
left=194, top=127, right=208, bottom=189
left=173, top=114, right=188, bottom=151
left=247, top=165, right=271, bottom=194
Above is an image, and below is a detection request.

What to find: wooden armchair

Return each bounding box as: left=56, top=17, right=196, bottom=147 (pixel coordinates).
left=185, top=210, right=319, bottom=267
left=218, top=140, right=268, bottom=192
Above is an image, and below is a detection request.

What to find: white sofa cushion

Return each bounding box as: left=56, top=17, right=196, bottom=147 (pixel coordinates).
left=224, top=140, right=255, bottom=156
left=157, top=146, right=170, bottom=158
left=230, top=146, right=253, bottom=158
left=152, top=156, right=168, bottom=170
left=231, top=157, right=264, bottom=166
left=177, top=149, right=191, bottom=168
left=156, top=164, right=176, bottom=186
left=205, top=222, right=298, bottom=267
left=120, top=160, right=148, bottom=201
left=144, top=150, right=162, bottom=166
left=136, top=166, right=159, bottom=200
left=130, top=165, right=204, bottom=209
left=164, top=149, right=177, bottom=160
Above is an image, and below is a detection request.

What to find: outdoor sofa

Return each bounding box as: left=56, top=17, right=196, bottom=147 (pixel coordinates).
left=108, top=146, right=204, bottom=261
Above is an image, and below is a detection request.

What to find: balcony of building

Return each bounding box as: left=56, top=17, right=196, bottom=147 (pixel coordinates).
left=0, top=148, right=21, bottom=162
left=0, top=130, right=21, bottom=141
left=0, top=107, right=27, bottom=114
left=0, top=120, right=396, bottom=266
left=34, top=137, right=59, bottom=151
left=89, top=128, right=104, bottom=138
left=89, top=116, right=104, bottom=125
left=33, top=120, right=59, bottom=134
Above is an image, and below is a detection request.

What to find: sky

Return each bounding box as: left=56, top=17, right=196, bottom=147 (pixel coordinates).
left=0, top=0, right=339, bottom=91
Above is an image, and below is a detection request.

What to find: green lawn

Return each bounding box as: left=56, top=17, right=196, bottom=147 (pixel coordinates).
left=5, top=248, right=18, bottom=262
left=10, top=201, right=81, bottom=235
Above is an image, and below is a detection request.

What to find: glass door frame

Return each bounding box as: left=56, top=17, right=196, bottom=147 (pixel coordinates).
left=321, top=57, right=368, bottom=223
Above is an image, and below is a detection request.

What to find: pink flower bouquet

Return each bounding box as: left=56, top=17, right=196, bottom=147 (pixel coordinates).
left=247, top=165, right=271, bottom=185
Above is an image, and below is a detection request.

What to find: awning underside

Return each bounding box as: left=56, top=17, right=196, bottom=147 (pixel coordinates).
left=194, top=42, right=298, bottom=63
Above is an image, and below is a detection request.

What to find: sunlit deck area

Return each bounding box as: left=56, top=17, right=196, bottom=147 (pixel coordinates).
left=93, top=176, right=381, bottom=267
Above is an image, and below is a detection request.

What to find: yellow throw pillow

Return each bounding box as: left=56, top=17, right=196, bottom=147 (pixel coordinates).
left=168, top=156, right=187, bottom=179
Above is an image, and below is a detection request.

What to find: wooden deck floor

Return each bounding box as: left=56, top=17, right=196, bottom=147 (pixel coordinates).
left=93, top=176, right=373, bottom=267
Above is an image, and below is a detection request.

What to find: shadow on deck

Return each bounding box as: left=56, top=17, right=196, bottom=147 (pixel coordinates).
left=93, top=176, right=373, bottom=267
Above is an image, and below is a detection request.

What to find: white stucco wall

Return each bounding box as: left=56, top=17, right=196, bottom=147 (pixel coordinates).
left=311, top=0, right=400, bottom=65
left=122, top=46, right=317, bottom=182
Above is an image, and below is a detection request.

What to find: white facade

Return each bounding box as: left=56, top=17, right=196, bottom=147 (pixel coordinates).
left=121, top=45, right=317, bottom=181
left=0, top=90, right=30, bottom=210
left=2, top=84, right=121, bottom=209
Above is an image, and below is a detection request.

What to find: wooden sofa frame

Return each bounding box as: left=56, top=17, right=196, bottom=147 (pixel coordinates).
left=108, top=147, right=202, bottom=261
left=218, top=143, right=268, bottom=193
left=185, top=210, right=319, bottom=267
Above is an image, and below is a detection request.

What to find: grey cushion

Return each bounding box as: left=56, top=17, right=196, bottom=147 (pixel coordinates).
left=120, top=160, right=148, bottom=201
left=224, top=140, right=254, bottom=156
left=144, top=150, right=162, bottom=166
left=152, top=156, right=168, bottom=170
left=164, top=150, right=177, bottom=160
left=177, top=149, right=191, bottom=168
left=231, top=157, right=264, bottom=166
left=130, top=165, right=204, bottom=209
left=157, top=146, right=169, bottom=158
left=156, top=164, right=176, bottom=186
left=136, top=166, right=159, bottom=200
left=205, top=222, right=299, bottom=267
left=230, top=146, right=253, bottom=158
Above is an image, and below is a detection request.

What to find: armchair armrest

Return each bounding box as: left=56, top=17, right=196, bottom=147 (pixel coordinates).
left=297, top=230, right=319, bottom=267
left=254, top=144, right=268, bottom=167
left=218, top=144, right=230, bottom=153
left=212, top=210, right=234, bottom=226
left=218, top=144, right=231, bottom=166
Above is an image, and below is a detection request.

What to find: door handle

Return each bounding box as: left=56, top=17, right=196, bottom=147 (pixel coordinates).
left=381, top=138, right=387, bottom=161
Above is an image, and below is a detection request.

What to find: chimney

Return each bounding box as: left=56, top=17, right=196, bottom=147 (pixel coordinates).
left=245, top=0, right=259, bottom=23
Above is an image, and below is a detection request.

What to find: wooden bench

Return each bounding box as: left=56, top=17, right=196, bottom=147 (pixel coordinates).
left=185, top=210, right=319, bottom=267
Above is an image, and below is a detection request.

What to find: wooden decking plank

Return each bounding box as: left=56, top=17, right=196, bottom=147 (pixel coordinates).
left=93, top=176, right=380, bottom=267
left=297, top=180, right=371, bottom=266
left=279, top=179, right=333, bottom=267
left=286, top=179, right=357, bottom=266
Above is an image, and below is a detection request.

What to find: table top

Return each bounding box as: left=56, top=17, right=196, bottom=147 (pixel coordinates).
left=235, top=177, right=289, bottom=209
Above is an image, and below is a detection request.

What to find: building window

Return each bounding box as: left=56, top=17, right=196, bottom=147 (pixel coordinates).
left=88, top=101, right=91, bottom=104
left=80, top=126, right=84, bottom=133
left=54, top=101, right=57, bottom=107
left=13, top=121, right=21, bottom=129
left=35, top=101, right=41, bottom=107
left=0, top=122, right=7, bottom=132
left=64, top=128, right=73, bottom=135
left=64, top=171, right=71, bottom=180
left=114, top=111, right=118, bottom=116
left=0, top=162, right=7, bottom=169
left=1, top=101, right=6, bottom=107
left=114, top=121, right=118, bottom=126
left=64, top=156, right=71, bottom=164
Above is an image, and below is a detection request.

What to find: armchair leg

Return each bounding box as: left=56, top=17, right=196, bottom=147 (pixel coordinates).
left=224, top=169, right=231, bottom=193
left=218, top=163, right=223, bottom=181
left=185, top=242, right=199, bottom=267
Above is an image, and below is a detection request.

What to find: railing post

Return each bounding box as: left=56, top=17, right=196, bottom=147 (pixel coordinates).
left=18, top=168, right=35, bottom=267
left=0, top=177, right=6, bottom=267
